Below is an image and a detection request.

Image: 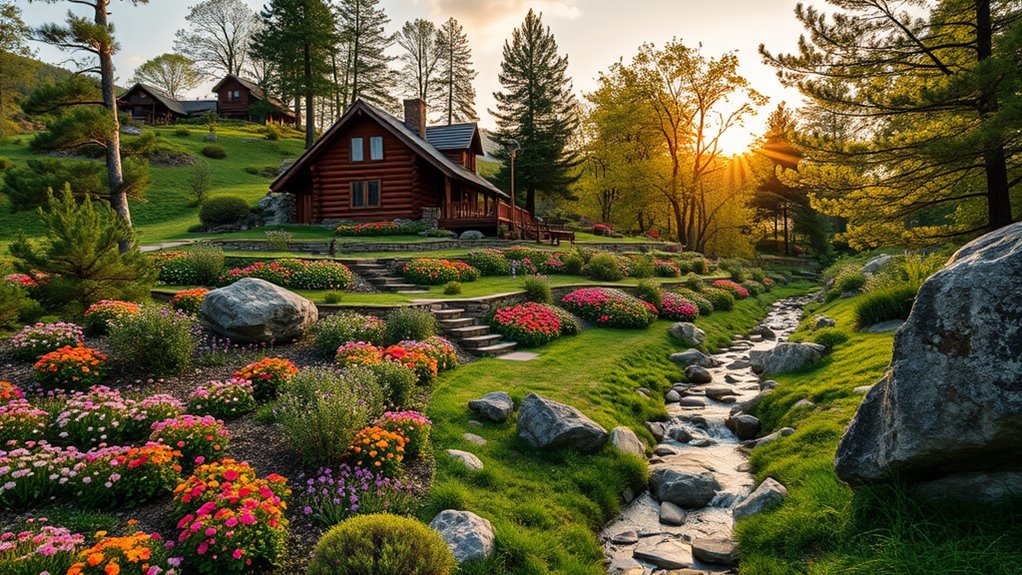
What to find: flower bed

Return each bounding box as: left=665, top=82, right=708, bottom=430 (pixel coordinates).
left=74, top=443, right=182, bottom=508
left=300, top=464, right=414, bottom=527
left=402, top=258, right=479, bottom=285
left=658, top=292, right=699, bottom=322
left=396, top=337, right=458, bottom=372
left=11, top=322, right=85, bottom=361
left=335, top=220, right=422, bottom=236
left=3, top=273, right=37, bottom=288
left=0, top=442, right=84, bottom=509
left=712, top=279, right=750, bottom=299
left=66, top=531, right=178, bottom=575
left=150, top=415, right=229, bottom=466
left=33, top=346, right=107, bottom=390
left=172, top=288, right=209, bottom=315
left=382, top=345, right=438, bottom=383
left=135, top=394, right=186, bottom=430
left=376, top=411, right=431, bottom=458
left=83, top=300, right=141, bottom=334
left=187, top=378, right=256, bottom=419
left=490, top=302, right=563, bottom=347
left=348, top=426, right=406, bottom=477
left=233, top=358, right=298, bottom=402
left=0, top=381, right=23, bottom=402
left=0, top=399, right=48, bottom=444
left=335, top=342, right=384, bottom=367
left=560, top=288, right=658, bottom=329
left=464, top=249, right=510, bottom=276
left=218, top=259, right=353, bottom=290
left=53, top=386, right=138, bottom=447
left=151, top=251, right=201, bottom=285
left=312, top=313, right=386, bottom=356
left=0, top=519, right=84, bottom=575
left=654, top=259, right=681, bottom=277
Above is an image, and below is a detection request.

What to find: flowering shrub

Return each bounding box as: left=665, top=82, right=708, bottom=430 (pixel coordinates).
left=150, top=250, right=197, bottom=284
left=674, top=288, right=714, bottom=315
left=382, top=345, right=438, bottom=383
left=3, top=273, right=37, bottom=288
left=11, top=322, right=84, bottom=361
left=376, top=411, right=431, bottom=458
left=66, top=531, right=178, bottom=575
left=762, top=276, right=775, bottom=288
left=218, top=261, right=290, bottom=286
left=654, top=259, right=681, bottom=277
left=0, top=442, right=84, bottom=509
left=0, top=381, right=23, bottom=402
left=54, top=386, right=136, bottom=447
left=702, top=287, right=735, bottom=311
left=712, top=279, right=750, bottom=299
left=0, top=399, right=48, bottom=444
left=187, top=378, right=256, bottom=420
left=348, top=426, right=405, bottom=477
left=173, top=459, right=290, bottom=574
left=219, top=259, right=353, bottom=290
left=312, top=312, right=386, bottom=356
left=151, top=415, right=229, bottom=466
left=335, top=341, right=384, bottom=367
left=658, top=292, right=699, bottom=322
left=741, top=280, right=764, bottom=296
left=537, top=255, right=567, bottom=274
left=34, top=346, right=107, bottom=390
left=560, top=288, right=658, bottom=329
left=74, top=443, right=182, bottom=508
left=552, top=307, right=582, bottom=335
left=490, top=302, right=562, bottom=347
left=0, top=519, right=85, bottom=575
left=402, top=258, right=478, bottom=285
left=464, top=249, right=509, bottom=276
left=171, top=288, right=209, bottom=315
left=400, top=336, right=458, bottom=372
left=335, top=220, right=421, bottom=236
left=300, top=464, right=415, bottom=527
left=134, top=394, right=186, bottom=431
left=83, top=300, right=141, bottom=334
left=593, top=223, right=613, bottom=236
left=509, top=257, right=538, bottom=276
left=233, top=358, right=298, bottom=402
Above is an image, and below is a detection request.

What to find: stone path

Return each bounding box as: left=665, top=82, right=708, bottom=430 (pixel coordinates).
left=602, top=297, right=808, bottom=574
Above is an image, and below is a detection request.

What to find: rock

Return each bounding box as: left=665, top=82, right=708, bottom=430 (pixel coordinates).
left=752, top=427, right=795, bottom=447
left=911, top=471, right=1022, bottom=503
left=669, top=322, right=706, bottom=348
left=517, top=393, right=608, bottom=453
left=852, top=385, right=873, bottom=395
left=725, top=359, right=751, bottom=370
left=736, top=462, right=752, bottom=472
left=793, top=398, right=814, bottom=408
left=665, top=389, right=682, bottom=403
left=201, top=278, right=318, bottom=343
left=726, top=414, right=761, bottom=440
left=429, top=510, right=496, bottom=563
left=610, top=530, right=640, bottom=545
left=861, top=319, right=905, bottom=333
left=733, top=478, right=788, bottom=519
left=684, top=365, right=713, bottom=384
left=633, top=538, right=693, bottom=570
left=670, top=348, right=715, bottom=368
left=121, top=124, right=142, bottom=135
left=813, top=315, right=837, bottom=330
left=650, top=463, right=721, bottom=508
left=467, top=420, right=483, bottom=428
left=254, top=192, right=295, bottom=226
left=636, top=387, right=651, bottom=398
left=610, top=426, right=645, bottom=457
left=723, top=374, right=739, bottom=384
left=689, top=438, right=715, bottom=447
left=749, top=342, right=826, bottom=375
left=677, top=397, right=705, bottom=408
left=463, top=433, right=487, bottom=446
left=760, top=380, right=779, bottom=391
left=459, top=230, right=485, bottom=240
left=760, top=326, right=777, bottom=340
left=446, top=449, right=484, bottom=470
left=730, top=389, right=771, bottom=415
left=668, top=424, right=707, bottom=443
left=654, top=444, right=681, bottom=456
left=645, top=421, right=667, bottom=441
left=468, top=392, right=514, bottom=423
left=703, top=386, right=735, bottom=401
left=204, top=132, right=217, bottom=142
left=607, top=557, right=645, bottom=575
left=691, top=539, right=738, bottom=566
left=659, top=501, right=687, bottom=525
left=835, top=224, right=1022, bottom=499
left=863, top=254, right=894, bottom=275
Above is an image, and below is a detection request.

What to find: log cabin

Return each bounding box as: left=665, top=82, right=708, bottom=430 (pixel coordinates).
left=211, top=75, right=297, bottom=126
left=270, top=98, right=537, bottom=234
left=118, top=83, right=217, bottom=124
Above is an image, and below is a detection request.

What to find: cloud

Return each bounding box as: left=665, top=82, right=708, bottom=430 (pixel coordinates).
left=423, top=0, right=582, bottom=41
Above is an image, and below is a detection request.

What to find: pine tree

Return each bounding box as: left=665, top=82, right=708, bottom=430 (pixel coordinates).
left=491, top=9, right=579, bottom=214
left=435, top=17, right=477, bottom=124
left=397, top=19, right=441, bottom=104
left=0, top=1, right=33, bottom=139
left=335, top=0, right=397, bottom=110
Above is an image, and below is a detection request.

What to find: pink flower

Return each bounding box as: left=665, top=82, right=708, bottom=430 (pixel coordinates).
left=232, top=548, right=245, bottom=560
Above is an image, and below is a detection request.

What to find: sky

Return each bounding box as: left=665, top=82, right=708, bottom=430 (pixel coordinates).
left=15, top=0, right=808, bottom=154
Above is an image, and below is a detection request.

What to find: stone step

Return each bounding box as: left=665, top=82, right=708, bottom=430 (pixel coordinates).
left=434, top=308, right=466, bottom=320
left=439, top=317, right=476, bottom=328
left=378, top=278, right=411, bottom=285
left=446, top=325, right=490, bottom=338
left=477, top=341, right=519, bottom=356
left=397, top=289, right=430, bottom=294
left=460, top=333, right=503, bottom=349
left=381, top=284, right=420, bottom=291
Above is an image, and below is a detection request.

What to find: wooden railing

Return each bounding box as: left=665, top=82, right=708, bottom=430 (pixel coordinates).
left=442, top=201, right=496, bottom=221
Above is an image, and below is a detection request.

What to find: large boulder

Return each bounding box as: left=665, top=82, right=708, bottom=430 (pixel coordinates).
left=468, top=392, right=514, bottom=423
left=429, top=510, right=496, bottom=563
left=517, top=393, right=608, bottom=453
left=669, top=322, right=706, bottom=348
left=733, top=477, right=787, bottom=519
left=669, top=349, right=715, bottom=368
left=684, top=365, right=713, bottom=384
left=650, top=461, right=721, bottom=508
left=609, top=426, right=645, bottom=457
left=835, top=223, right=1022, bottom=500
left=863, top=254, right=894, bottom=275
left=201, top=278, right=317, bottom=343
left=749, top=342, right=826, bottom=375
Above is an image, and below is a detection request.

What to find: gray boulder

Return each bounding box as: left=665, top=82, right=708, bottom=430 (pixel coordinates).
left=684, top=365, right=713, bottom=384
left=726, top=414, right=761, bottom=440
left=121, top=124, right=142, bottom=136
left=863, top=254, right=894, bottom=275
left=669, top=322, right=706, bottom=348
left=632, top=538, right=693, bottom=570
left=835, top=224, right=1022, bottom=501
left=446, top=449, right=483, bottom=471
left=468, top=392, right=514, bottom=423
left=517, top=393, right=608, bottom=453
left=691, top=539, right=737, bottom=566
left=650, top=462, right=721, bottom=508
left=459, top=230, right=485, bottom=240
left=752, top=427, right=795, bottom=447
left=609, top=426, right=645, bottom=457
left=670, top=349, right=714, bottom=368
left=733, top=478, right=787, bottom=519
left=659, top=501, right=687, bottom=525
left=255, top=193, right=295, bottom=226
left=429, top=510, right=496, bottom=563
left=201, top=278, right=317, bottom=343
left=749, top=342, right=826, bottom=375
left=813, top=315, right=836, bottom=330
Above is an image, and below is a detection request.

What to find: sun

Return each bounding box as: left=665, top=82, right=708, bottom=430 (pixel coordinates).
left=715, top=127, right=759, bottom=157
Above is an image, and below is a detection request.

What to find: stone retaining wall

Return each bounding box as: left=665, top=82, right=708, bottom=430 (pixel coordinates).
left=197, top=238, right=677, bottom=256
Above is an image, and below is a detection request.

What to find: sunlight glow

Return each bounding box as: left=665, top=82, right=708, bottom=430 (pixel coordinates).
left=715, top=127, right=759, bottom=157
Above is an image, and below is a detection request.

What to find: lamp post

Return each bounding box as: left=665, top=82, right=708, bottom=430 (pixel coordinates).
left=507, top=139, right=520, bottom=237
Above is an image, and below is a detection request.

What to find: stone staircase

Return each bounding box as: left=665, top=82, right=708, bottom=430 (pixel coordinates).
left=345, top=259, right=428, bottom=294
left=432, top=305, right=518, bottom=357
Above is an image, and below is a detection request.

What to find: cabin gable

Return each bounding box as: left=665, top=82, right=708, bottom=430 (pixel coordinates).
left=215, top=77, right=253, bottom=120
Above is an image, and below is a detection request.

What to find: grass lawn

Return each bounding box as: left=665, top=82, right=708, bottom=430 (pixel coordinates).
left=421, top=283, right=810, bottom=574
left=737, top=295, right=1022, bottom=574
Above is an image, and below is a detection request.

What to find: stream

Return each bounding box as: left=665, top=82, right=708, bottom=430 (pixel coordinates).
left=602, top=296, right=809, bottom=574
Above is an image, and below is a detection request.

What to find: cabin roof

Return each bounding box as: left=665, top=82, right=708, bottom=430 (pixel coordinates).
left=271, top=100, right=506, bottom=199
left=120, top=83, right=219, bottom=117
left=212, top=74, right=296, bottom=118
left=425, top=123, right=478, bottom=151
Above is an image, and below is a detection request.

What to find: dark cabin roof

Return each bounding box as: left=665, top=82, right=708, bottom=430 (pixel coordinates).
left=180, top=100, right=218, bottom=115
left=212, top=74, right=296, bottom=118
left=425, top=123, right=480, bottom=152
left=271, top=100, right=506, bottom=199
left=119, top=84, right=217, bottom=117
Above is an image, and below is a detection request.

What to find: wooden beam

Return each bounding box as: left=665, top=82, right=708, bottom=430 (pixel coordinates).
left=444, top=176, right=452, bottom=204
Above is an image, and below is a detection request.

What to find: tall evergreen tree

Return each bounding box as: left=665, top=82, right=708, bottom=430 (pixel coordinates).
left=435, top=17, right=477, bottom=124
left=335, top=0, right=397, bottom=110
left=397, top=19, right=441, bottom=105
left=0, top=1, right=33, bottom=138
left=252, top=0, right=336, bottom=148
left=491, top=9, right=579, bottom=214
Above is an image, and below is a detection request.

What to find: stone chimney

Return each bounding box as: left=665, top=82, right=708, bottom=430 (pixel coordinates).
left=403, top=98, right=427, bottom=138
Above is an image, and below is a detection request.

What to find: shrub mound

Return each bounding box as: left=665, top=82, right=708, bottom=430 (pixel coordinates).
left=312, top=312, right=386, bottom=356
left=307, top=513, right=456, bottom=575
left=199, top=195, right=248, bottom=225
left=490, top=302, right=564, bottom=347
left=402, top=258, right=479, bottom=285
left=560, top=288, right=658, bottom=328
left=220, top=258, right=353, bottom=290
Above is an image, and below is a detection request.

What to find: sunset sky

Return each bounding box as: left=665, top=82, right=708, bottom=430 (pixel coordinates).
left=16, top=0, right=807, bottom=153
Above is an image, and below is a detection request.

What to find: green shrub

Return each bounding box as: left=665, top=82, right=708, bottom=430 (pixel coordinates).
left=834, top=267, right=867, bottom=294
left=628, top=256, right=655, bottom=279
left=174, top=128, right=191, bottom=137
left=582, top=253, right=625, bottom=281
left=307, top=514, right=456, bottom=575
left=108, top=306, right=196, bottom=375
left=702, top=287, right=735, bottom=311
left=264, top=125, right=282, bottom=141
left=0, top=156, right=14, bottom=170
left=443, top=281, right=462, bottom=295
left=741, top=280, right=764, bottom=296
left=324, top=291, right=344, bottom=304
left=199, top=194, right=250, bottom=226
left=2, top=158, right=106, bottom=212
left=312, top=312, right=386, bottom=356
left=366, top=361, right=418, bottom=407
left=0, top=282, right=32, bottom=329
left=674, top=288, right=713, bottom=315
left=552, top=306, right=582, bottom=335
left=855, top=285, right=917, bottom=328
left=562, top=252, right=584, bottom=275
left=811, top=327, right=849, bottom=350
left=463, top=250, right=509, bottom=276
left=522, top=275, right=552, bottom=304
left=201, top=144, right=227, bottom=159
left=678, top=273, right=705, bottom=292
left=183, top=242, right=225, bottom=285
left=385, top=307, right=438, bottom=344
left=635, top=280, right=662, bottom=310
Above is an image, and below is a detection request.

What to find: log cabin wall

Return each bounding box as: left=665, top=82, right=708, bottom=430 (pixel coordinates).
left=441, top=149, right=476, bottom=171
left=216, top=77, right=252, bottom=120
left=120, top=88, right=175, bottom=124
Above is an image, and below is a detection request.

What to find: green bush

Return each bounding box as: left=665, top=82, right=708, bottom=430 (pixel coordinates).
left=855, top=285, right=917, bottom=328
left=674, top=288, right=713, bottom=315
left=702, top=287, right=735, bottom=311
left=324, top=291, right=344, bottom=304
left=811, top=327, right=849, bottom=350
left=443, top=281, right=462, bottom=295
left=628, top=256, right=655, bottom=279
left=183, top=242, right=225, bottom=285
left=201, top=144, right=227, bottom=159
left=552, top=306, right=582, bottom=335
left=834, top=267, right=867, bottom=294
left=174, top=128, right=191, bottom=137
left=2, top=158, right=106, bottom=212
left=635, top=280, right=662, bottom=310
left=741, top=280, right=764, bottom=296
left=366, top=361, right=418, bottom=407
left=582, top=253, right=625, bottom=281
left=307, top=514, right=456, bottom=575
left=678, top=273, right=705, bottom=292
left=312, top=312, right=386, bottom=356
left=562, top=252, right=584, bottom=275
left=385, top=307, right=438, bottom=344
left=108, top=306, right=196, bottom=375
left=522, top=275, right=552, bottom=304
left=199, top=195, right=250, bottom=226
left=464, top=250, right=509, bottom=276
left=0, top=156, right=14, bottom=171
left=0, top=282, right=37, bottom=329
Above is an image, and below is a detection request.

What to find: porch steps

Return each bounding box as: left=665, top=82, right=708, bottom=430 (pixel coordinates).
left=432, top=305, right=518, bottom=357
left=347, top=259, right=428, bottom=294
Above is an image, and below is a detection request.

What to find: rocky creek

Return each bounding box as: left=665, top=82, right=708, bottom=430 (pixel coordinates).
left=602, top=296, right=809, bottom=574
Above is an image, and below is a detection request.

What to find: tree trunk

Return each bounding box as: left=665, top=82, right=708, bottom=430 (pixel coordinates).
left=976, top=0, right=1013, bottom=228
left=304, top=42, right=315, bottom=149
left=96, top=0, right=131, bottom=252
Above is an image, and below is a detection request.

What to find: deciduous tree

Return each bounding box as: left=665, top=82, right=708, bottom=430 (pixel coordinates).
left=131, top=53, right=201, bottom=98
left=0, top=1, right=33, bottom=138
left=174, top=0, right=258, bottom=79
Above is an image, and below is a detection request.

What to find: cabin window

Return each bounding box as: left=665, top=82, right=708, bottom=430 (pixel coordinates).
left=351, top=138, right=364, bottom=162
left=351, top=180, right=381, bottom=208
left=370, top=136, right=384, bottom=160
